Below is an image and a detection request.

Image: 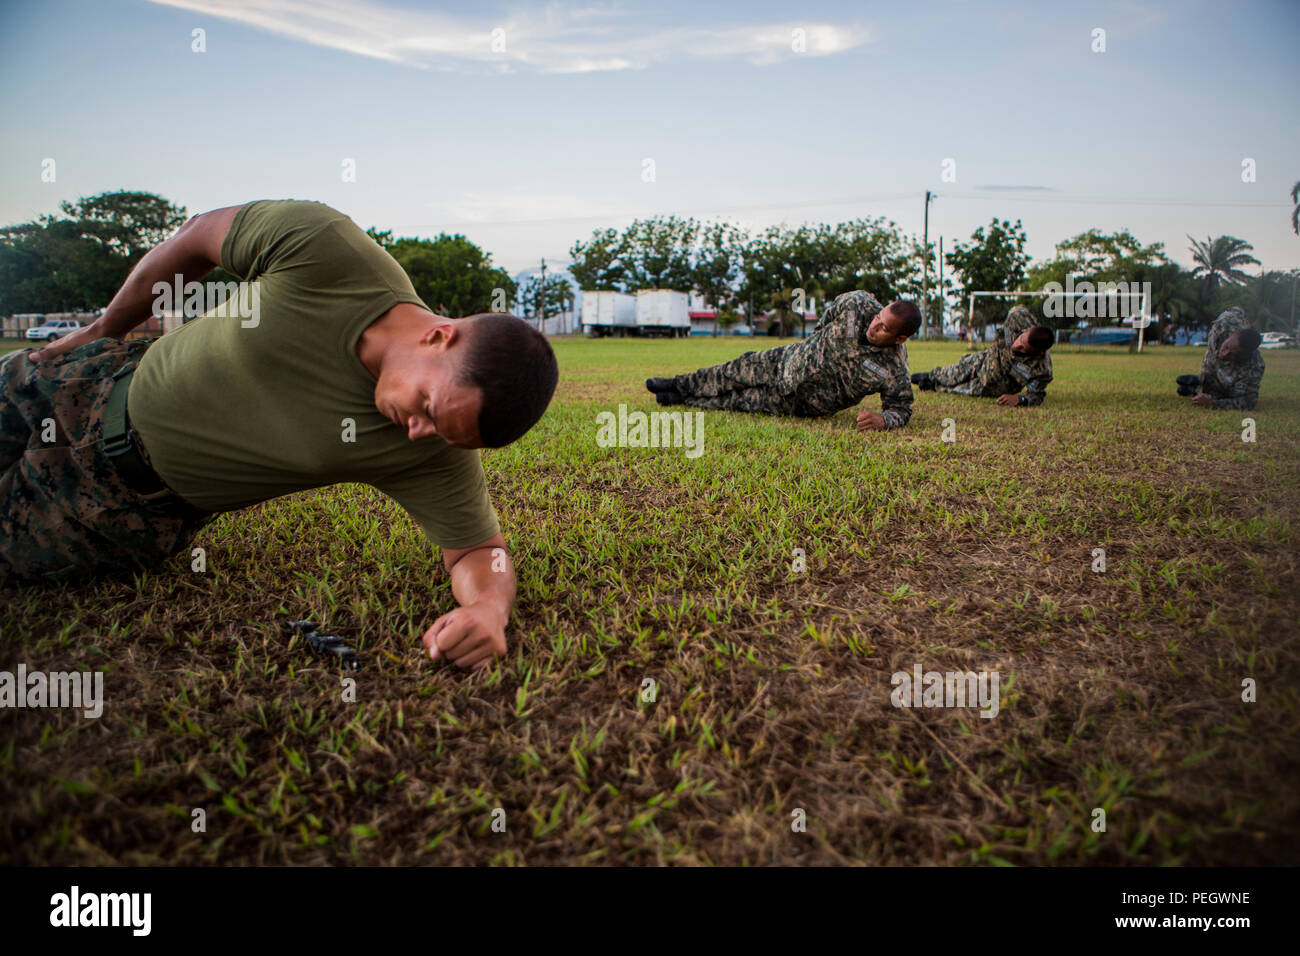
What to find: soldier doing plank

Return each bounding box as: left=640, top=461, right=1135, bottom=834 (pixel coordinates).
left=1, top=200, right=558, bottom=669
left=1175, top=307, right=1264, bottom=410
left=645, top=292, right=918, bottom=432
left=911, top=305, right=1055, bottom=407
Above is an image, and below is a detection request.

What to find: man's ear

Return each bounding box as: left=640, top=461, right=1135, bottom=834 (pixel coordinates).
left=421, top=319, right=460, bottom=349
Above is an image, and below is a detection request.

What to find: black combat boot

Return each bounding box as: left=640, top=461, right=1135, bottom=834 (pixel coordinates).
left=910, top=372, right=935, bottom=391
left=645, top=377, right=677, bottom=393
left=655, top=391, right=684, bottom=406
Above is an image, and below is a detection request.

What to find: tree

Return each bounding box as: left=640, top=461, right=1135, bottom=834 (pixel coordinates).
left=567, top=215, right=919, bottom=336
left=0, top=219, right=124, bottom=313
left=1051, top=228, right=1168, bottom=277
left=518, top=274, right=574, bottom=327
left=58, top=190, right=188, bottom=259
left=1216, top=269, right=1299, bottom=332
left=567, top=227, right=627, bottom=291
left=1188, top=234, right=1260, bottom=295
left=366, top=227, right=396, bottom=250
left=945, top=218, right=1029, bottom=338
left=1024, top=229, right=1172, bottom=329
left=620, top=216, right=698, bottom=291
left=1187, top=234, right=1260, bottom=327
left=741, top=224, right=833, bottom=337
left=692, top=221, right=746, bottom=335
left=2, top=220, right=124, bottom=314
left=735, top=218, right=920, bottom=337
left=386, top=234, right=515, bottom=317
left=0, top=191, right=190, bottom=315
left=1292, top=181, right=1299, bottom=236
left=822, top=218, right=917, bottom=304
left=1142, top=262, right=1198, bottom=335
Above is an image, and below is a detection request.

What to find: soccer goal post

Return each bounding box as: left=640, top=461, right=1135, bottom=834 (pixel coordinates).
left=964, top=287, right=1152, bottom=352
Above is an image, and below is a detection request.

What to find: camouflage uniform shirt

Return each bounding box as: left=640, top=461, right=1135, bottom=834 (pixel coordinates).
left=672, top=290, right=914, bottom=427
left=780, top=291, right=915, bottom=426
left=930, top=305, right=1052, bottom=405
left=1199, top=308, right=1264, bottom=411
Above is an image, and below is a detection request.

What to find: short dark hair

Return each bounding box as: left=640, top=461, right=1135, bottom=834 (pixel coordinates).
left=1028, top=325, right=1055, bottom=351
left=1236, top=328, right=1262, bottom=353
left=884, top=300, right=922, bottom=336
left=457, top=313, right=558, bottom=447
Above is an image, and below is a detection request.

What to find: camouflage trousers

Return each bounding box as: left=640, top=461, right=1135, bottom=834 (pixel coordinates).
left=0, top=338, right=216, bottom=586
left=673, top=348, right=810, bottom=416
left=929, top=351, right=990, bottom=397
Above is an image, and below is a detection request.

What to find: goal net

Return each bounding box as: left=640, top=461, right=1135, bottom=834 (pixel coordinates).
left=962, top=286, right=1152, bottom=351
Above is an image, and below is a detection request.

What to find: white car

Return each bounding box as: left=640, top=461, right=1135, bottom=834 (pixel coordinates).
left=1260, top=331, right=1295, bottom=350
left=25, top=319, right=85, bottom=341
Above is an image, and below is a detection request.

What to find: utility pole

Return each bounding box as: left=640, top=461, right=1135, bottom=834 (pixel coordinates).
left=922, top=190, right=933, bottom=337
left=1291, top=270, right=1297, bottom=334
left=938, top=237, right=944, bottom=337
left=538, top=257, right=546, bottom=332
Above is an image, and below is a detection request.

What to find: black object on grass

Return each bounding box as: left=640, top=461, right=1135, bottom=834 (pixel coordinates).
left=288, top=620, right=361, bottom=671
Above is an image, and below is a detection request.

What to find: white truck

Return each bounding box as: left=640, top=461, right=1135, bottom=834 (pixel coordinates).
left=24, top=318, right=86, bottom=341
left=581, top=291, right=638, bottom=337
left=635, top=289, right=691, bottom=337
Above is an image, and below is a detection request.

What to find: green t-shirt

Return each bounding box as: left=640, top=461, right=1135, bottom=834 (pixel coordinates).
left=128, top=199, right=501, bottom=550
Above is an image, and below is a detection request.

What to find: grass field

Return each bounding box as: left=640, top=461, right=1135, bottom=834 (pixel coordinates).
left=2, top=336, right=1298, bottom=865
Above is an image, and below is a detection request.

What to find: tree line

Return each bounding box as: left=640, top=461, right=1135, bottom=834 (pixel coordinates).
left=570, top=215, right=1299, bottom=336
left=0, top=191, right=524, bottom=322
left=568, top=216, right=921, bottom=336
left=3, top=190, right=1296, bottom=336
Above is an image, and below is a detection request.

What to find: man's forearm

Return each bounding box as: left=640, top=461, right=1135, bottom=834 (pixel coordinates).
left=879, top=395, right=912, bottom=428
left=97, top=228, right=218, bottom=337
left=879, top=410, right=908, bottom=428
left=449, top=546, right=516, bottom=627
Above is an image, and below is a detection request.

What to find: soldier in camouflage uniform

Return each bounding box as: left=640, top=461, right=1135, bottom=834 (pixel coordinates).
left=0, top=338, right=216, bottom=585
left=911, top=305, right=1055, bottom=407
left=1176, top=308, right=1264, bottom=410
left=645, top=291, right=919, bottom=431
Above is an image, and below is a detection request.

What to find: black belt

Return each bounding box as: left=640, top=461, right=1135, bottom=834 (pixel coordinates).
left=102, top=367, right=193, bottom=505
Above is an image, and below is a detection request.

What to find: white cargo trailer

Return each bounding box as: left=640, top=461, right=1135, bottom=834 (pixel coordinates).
left=581, top=291, right=638, bottom=337
left=635, top=290, right=691, bottom=337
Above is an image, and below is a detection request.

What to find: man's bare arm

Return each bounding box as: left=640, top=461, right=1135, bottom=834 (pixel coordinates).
left=421, top=532, right=516, bottom=669
left=97, top=205, right=243, bottom=337
left=30, top=205, right=243, bottom=360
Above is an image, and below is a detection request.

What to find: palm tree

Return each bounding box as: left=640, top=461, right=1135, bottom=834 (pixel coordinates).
left=1187, top=234, right=1260, bottom=299
left=1292, top=181, right=1299, bottom=236
left=1188, top=235, right=1260, bottom=289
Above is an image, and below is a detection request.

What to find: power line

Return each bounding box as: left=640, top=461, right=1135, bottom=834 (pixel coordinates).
left=385, top=192, right=918, bottom=231
left=384, top=191, right=1287, bottom=232
left=936, top=191, right=1287, bottom=208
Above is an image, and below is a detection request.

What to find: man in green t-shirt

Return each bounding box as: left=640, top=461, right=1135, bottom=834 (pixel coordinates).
left=1, top=200, right=558, bottom=669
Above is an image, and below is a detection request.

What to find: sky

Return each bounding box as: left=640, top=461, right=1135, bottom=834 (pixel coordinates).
left=1, top=0, right=1297, bottom=279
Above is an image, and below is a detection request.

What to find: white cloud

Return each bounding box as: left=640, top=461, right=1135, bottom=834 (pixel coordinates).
left=145, top=0, right=870, bottom=73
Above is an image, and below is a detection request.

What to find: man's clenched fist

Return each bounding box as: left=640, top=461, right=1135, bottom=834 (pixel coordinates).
left=856, top=410, right=886, bottom=431
left=423, top=602, right=507, bottom=669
